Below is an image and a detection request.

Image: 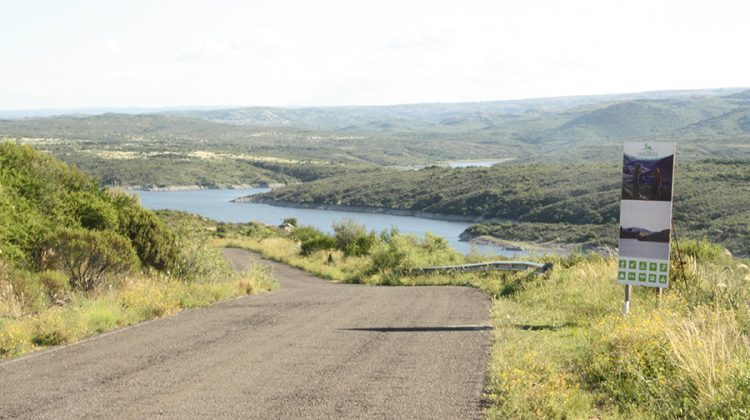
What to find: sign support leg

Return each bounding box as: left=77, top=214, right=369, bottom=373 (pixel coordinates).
left=622, top=285, right=631, bottom=316
left=656, top=287, right=662, bottom=308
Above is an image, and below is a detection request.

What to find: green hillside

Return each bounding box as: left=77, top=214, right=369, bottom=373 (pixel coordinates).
left=253, top=160, right=750, bottom=256
left=3, top=89, right=750, bottom=188
left=0, top=143, right=274, bottom=358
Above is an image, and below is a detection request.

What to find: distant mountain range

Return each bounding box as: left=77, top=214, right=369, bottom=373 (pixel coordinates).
left=619, top=227, right=671, bottom=243
left=2, top=87, right=750, bottom=164
left=2, top=87, right=746, bottom=123
left=161, top=87, right=750, bottom=130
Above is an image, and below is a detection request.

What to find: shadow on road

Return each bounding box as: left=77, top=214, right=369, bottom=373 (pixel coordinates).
left=340, top=326, right=492, bottom=333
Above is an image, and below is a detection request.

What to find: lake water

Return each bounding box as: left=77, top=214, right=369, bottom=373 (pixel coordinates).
left=618, top=239, right=670, bottom=260
left=130, top=188, right=527, bottom=257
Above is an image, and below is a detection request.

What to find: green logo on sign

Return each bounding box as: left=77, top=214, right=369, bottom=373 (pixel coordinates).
left=638, top=144, right=658, bottom=157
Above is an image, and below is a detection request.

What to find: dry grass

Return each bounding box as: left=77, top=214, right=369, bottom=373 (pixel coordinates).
left=1, top=263, right=276, bottom=359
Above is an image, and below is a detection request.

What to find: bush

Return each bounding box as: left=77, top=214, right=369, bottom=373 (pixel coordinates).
left=283, top=217, right=298, bottom=227
left=31, top=308, right=81, bottom=346
left=291, top=226, right=337, bottom=256
left=332, top=219, right=378, bottom=257
left=290, top=226, right=324, bottom=242
left=111, top=191, right=180, bottom=271
left=170, top=218, right=233, bottom=283
left=0, top=320, right=32, bottom=357
left=38, top=270, right=70, bottom=303
left=69, top=191, right=118, bottom=231
left=675, top=238, right=730, bottom=263
left=52, top=228, right=138, bottom=291
left=301, top=235, right=338, bottom=256
left=368, top=231, right=463, bottom=277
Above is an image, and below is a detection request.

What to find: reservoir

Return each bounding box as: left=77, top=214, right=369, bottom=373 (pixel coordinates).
left=130, top=188, right=526, bottom=257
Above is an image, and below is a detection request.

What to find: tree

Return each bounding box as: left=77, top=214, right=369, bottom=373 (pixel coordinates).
left=52, top=228, right=138, bottom=291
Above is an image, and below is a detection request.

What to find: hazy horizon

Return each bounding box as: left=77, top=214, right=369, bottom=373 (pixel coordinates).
left=1, top=85, right=748, bottom=116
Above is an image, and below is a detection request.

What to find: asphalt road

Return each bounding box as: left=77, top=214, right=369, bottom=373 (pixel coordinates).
left=0, top=248, right=492, bottom=419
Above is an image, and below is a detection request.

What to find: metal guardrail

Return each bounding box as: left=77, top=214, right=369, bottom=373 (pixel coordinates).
left=408, top=261, right=553, bottom=275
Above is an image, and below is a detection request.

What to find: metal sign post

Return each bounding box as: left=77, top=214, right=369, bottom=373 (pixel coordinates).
left=623, top=284, right=631, bottom=316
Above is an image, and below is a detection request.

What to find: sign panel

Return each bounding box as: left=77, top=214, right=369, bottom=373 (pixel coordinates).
left=617, top=142, right=675, bottom=288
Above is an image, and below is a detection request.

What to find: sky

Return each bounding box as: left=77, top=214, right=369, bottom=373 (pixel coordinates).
left=1, top=0, right=749, bottom=109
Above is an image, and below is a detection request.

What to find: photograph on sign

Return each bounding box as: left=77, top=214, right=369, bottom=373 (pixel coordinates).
left=621, top=143, right=674, bottom=201
left=618, top=200, right=671, bottom=260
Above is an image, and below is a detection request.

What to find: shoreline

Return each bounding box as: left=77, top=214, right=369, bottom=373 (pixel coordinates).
left=232, top=197, right=511, bottom=224
left=467, top=234, right=614, bottom=256
left=233, top=198, right=584, bottom=254
left=119, top=183, right=284, bottom=192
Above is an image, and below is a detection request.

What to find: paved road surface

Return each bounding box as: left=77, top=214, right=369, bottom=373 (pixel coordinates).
left=0, top=249, right=491, bottom=419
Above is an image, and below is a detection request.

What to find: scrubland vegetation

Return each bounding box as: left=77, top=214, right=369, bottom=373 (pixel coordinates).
left=0, top=143, right=275, bottom=358
left=257, top=159, right=750, bottom=257
left=216, top=217, right=750, bottom=418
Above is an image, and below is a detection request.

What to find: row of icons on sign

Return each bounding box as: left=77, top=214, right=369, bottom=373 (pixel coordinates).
left=618, top=271, right=668, bottom=283
left=618, top=259, right=669, bottom=272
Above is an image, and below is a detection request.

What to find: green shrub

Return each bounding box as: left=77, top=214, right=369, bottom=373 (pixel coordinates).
left=52, top=228, right=138, bottom=291
left=283, top=217, right=298, bottom=227
left=291, top=226, right=338, bottom=256
left=170, top=218, right=233, bottom=283
left=111, top=190, right=180, bottom=271
left=37, top=270, right=70, bottom=303
left=0, top=319, right=32, bottom=357
left=332, top=219, right=378, bottom=257
left=69, top=191, right=118, bottom=231
left=368, top=231, right=463, bottom=276
left=290, top=226, right=325, bottom=242
left=676, top=238, right=730, bottom=263
left=31, top=308, right=81, bottom=346
left=242, top=221, right=277, bottom=239
left=301, top=235, right=337, bottom=256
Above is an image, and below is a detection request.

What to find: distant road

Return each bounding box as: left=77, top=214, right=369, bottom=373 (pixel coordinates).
left=0, top=249, right=491, bottom=419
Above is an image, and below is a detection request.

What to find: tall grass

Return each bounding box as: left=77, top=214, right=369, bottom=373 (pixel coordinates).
left=0, top=266, right=276, bottom=359
left=487, top=247, right=750, bottom=419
